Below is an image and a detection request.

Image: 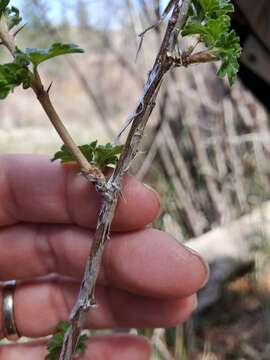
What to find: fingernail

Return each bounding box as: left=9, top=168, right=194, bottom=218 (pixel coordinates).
left=143, top=183, right=162, bottom=217
left=183, top=244, right=210, bottom=289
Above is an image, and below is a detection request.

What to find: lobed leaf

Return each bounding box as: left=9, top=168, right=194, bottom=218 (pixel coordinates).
left=216, top=30, right=241, bottom=85
left=182, top=0, right=241, bottom=85
left=52, top=141, right=123, bottom=170
left=52, top=142, right=96, bottom=164
left=194, top=0, right=234, bottom=18
left=93, top=143, right=124, bottom=169
left=25, top=42, right=84, bottom=67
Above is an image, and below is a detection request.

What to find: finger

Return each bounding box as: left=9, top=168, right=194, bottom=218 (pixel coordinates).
left=0, top=280, right=196, bottom=338
left=0, top=226, right=208, bottom=298
left=0, top=155, right=160, bottom=230
left=0, top=334, right=151, bottom=360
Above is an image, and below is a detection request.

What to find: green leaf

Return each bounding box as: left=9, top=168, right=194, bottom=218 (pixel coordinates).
left=183, top=10, right=231, bottom=46
left=76, top=334, right=88, bottom=354
left=25, top=42, right=84, bottom=67
left=0, top=61, right=31, bottom=99
left=217, top=55, right=238, bottom=85
left=183, top=0, right=241, bottom=85
left=52, top=141, right=123, bottom=170
left=197, top=0, right=234, bottom=18
left=216, top=30, right=241, bottom=85
left=0, top=0, right=9, bottom=13
left=46, top=321, right=88, bottom=360
left=14, top=49, right=30, bottom=67
left=56, top=321, right=70, bottom=333
left=182, top=21, right=209, bottom=40
left=51, top=143, right=95, bottom=164
left=93, top=143, right=123, bottom=169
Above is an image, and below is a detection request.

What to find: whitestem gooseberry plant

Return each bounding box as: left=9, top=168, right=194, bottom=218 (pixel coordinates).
left=0, top=1, right=241, bottom=359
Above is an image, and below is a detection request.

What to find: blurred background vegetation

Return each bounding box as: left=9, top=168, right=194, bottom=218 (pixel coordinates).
left=1, top=0, right=270, bottom=359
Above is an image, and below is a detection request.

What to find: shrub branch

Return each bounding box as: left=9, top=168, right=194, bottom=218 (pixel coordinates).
left=59, top=1, right=192, bottom=359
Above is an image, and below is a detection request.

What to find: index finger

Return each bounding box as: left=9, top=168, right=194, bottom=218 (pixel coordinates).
left=0, top=155, right=160, bottom=230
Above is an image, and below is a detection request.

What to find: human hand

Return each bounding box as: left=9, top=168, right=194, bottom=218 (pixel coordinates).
left=0, top=155, right=208, bottom=359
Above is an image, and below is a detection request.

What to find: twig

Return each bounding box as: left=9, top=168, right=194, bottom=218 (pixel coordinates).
left=31, top=71, right=106, bottom=184
left=59, top=1, right=192, bottom=359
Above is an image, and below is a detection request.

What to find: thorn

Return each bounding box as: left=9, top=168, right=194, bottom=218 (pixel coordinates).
left=47, top=81, right=53, bottom=94
left=135, top=0, right=173, bottom=62
left=13, top=23, right=26, bottom=37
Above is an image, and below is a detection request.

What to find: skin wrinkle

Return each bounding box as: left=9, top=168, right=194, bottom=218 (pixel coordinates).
left=34, top=224, right=56, bottom=276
